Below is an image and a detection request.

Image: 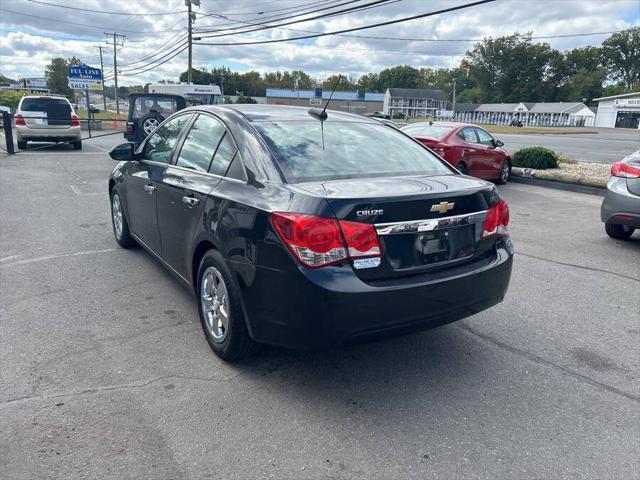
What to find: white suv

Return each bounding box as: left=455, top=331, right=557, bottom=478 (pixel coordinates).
left=15, top=96, right=82, bottom=150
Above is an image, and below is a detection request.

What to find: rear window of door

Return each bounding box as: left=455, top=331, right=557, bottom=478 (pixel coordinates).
left=457, top=127, right=478, bottom=143
left=133, top=96, right=179, bottom=119
left=474, top=128, right=494, bottom=146
left=176, top=114, right=225, bottom=172
left=209, top=132, right=238, bottom=176
left=143, top=114, right=192, bottom=164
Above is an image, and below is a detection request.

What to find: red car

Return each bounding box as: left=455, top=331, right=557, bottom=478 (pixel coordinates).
left=401, top=122, right=511, bottom=184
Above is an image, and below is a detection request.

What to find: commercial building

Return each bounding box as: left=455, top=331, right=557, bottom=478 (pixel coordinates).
left=265, top=88, right=384, bottom=114
left=453, top=102, right=596, bottom=127
left=594, top=92, right=640, bottom=129
left=383, top=88, right=447, bottom=118
left=148, top=83, right=222, bottom=104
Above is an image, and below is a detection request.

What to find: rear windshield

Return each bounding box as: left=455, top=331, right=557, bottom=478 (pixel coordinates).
left=401, top=123, right=454, bottom=138
left=20, top=97, right=69, bottom=112
left=132, top=96, right=179, bottom=119
left=255, top=121, right=452, bottom=183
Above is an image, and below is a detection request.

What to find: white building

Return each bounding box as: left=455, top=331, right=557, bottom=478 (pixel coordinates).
left=594, top=92, right=640, bottom=129
left=383, top=88, right=447, bottom=118
left=454, top=102, right=596, bottom=127
left=148, top=83, right=222, bottom=104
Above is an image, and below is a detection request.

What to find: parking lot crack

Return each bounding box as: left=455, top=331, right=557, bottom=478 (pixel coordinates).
left=517, top=251, right=639, bottom=282
left=458, top=323, right=640, bottom=404
left=2, top=373, right=241, bottom=407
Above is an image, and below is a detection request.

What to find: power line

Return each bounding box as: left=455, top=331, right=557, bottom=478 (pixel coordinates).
left=119, top=32, right=188, bottom=66
left=195, top=0, right=497, bottom=45
left=0, top=8, right=185, bottom=35
left=118, top=41, right=189, bottom=73
left=195, top=0, right=395, bottom=37
left=25, top=0, right=186, bottom=16
left=117, top=45, right=189, bottom=77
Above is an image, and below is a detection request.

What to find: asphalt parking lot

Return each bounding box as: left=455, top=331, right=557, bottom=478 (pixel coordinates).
left=499, top=128, right=639, bottom=164
left=1, top=141, right=639, bottom=479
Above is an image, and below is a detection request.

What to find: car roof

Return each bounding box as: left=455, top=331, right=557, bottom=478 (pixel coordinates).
left=21, top=95, right=69, bottom=100
left=202, top=104, right=380, bottom=123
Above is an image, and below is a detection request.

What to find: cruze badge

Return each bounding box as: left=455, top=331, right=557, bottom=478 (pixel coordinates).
left=430, top=202, right=455, bottom=214
left=356, top=209, right=384, bottom=217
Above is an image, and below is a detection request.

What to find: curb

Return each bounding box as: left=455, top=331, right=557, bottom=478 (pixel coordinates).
left=511, top=167, right=606, bottom=196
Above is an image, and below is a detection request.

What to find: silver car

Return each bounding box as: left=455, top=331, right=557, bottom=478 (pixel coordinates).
left=15, top=95, right=82, bottom=150
left=601, top=150, right=640, bottom=240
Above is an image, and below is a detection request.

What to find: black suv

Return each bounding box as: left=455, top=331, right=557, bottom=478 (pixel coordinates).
left=124, top=93, right=187, bottom=145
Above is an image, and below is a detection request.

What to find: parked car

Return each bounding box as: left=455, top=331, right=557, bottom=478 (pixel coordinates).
left=108, top=105, right=513, bottom=361
left=371, top=111, right=391, bottom=119
left=401, top=122, right=511, bottom=184
left=601, top=150, right=640, bottom=240
left=124, top=93, right=188, bottom=145
left=14, top=95, right=81, bottom=150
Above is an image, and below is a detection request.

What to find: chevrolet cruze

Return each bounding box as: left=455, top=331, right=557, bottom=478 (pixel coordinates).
left=108, top=105, right=513, bottom=360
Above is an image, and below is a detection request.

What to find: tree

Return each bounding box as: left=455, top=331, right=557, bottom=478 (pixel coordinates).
left=602, top=27, right=640, bottom=90
left=0, top=73, right=16, bottom=84
left=45, top=56, right=82, bottom=98
left=377, top=65, right=420, bottom=90
left=461, top=34, right=559, bottom=102
left=356, top=73, right=380, bottom=92
left=322, top=74, right=356, bottom=90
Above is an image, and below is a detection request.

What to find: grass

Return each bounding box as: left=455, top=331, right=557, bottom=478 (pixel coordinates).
left=77, top=110, right=127, bottom=121
left=483, top=125, right=598, bottom=135
left=404, top=117, right=598, bottom=135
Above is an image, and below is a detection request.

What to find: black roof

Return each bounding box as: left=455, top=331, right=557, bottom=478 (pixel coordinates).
left=387, top=88, right=447, bottom=101
left=453, top=102, right=480, bottom=112
left=210, top=104, right=378, bottom=123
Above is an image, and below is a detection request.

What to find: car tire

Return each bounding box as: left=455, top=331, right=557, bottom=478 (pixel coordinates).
left=496, top=160, right=511, bottom=185
left=197, top=249, right=260, bottom=361
left=110, top=188, right=136, bottom=248
left=456, top=162, right=468, bottom=175
left=72, top=140, right=82, bottom=150
left=17, top=140, right=27, bottom=150
left=139, top=113, right=164, bottom=138
left=605, top=222, right=634, bottom=240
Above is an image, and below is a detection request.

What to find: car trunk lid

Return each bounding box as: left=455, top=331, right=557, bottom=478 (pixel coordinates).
left=297, top=175, right=498, bottom=280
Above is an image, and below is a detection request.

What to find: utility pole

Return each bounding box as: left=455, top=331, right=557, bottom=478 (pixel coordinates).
left=452, top=78, right=456, bottom=120
left=95, top=45, right=107, bottom=112
left=186, top=0, right=199, bottom=83
left=105, top=32, right=126, bottom=115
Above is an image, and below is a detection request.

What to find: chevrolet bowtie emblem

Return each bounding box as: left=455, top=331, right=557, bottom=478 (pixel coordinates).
left=430, top=201, right=455, bottom=214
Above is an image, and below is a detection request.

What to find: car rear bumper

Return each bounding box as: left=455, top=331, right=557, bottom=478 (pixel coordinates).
left=601, top=177, right=640, bottom=228
left=238, top=242, right=514, bottom=351
left=16, top=126, right=81, bottom=141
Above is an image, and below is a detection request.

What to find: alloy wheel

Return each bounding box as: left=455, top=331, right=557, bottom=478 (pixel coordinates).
left=200, top=266, right=230, bottom=343
left=112, top=193, right=123, bottom=240
left=142, top=118, right=160, bottom=136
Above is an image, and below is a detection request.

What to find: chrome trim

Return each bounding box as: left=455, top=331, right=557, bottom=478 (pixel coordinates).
left=375, top=210, right=487, bottom=236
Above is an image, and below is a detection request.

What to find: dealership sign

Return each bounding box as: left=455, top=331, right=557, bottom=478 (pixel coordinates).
left=614, top=98, right=640, bottom=108
left=67, top=65, right=103, bottom=91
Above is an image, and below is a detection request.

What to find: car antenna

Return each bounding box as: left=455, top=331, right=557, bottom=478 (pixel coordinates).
left=308, top=74, right=342, bottom=149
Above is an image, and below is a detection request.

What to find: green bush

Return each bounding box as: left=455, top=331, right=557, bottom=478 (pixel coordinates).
left=512, top=146, right=559, bottom=169
left=0, top=90, right=28, bottom=109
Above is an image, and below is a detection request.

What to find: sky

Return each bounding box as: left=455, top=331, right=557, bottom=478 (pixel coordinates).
left=0, top=0, right=638, bottom=86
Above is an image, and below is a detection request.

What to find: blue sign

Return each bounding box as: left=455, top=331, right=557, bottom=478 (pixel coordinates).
left=67, top=65, right=102, bottom=82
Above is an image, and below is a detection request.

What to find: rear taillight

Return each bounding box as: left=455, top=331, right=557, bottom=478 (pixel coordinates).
left=71, top=114, right=80, bottom=127
left=482, top=199, right=510, bottom=239
left=271, top=213, right=381, bottom=268
left=611, top=161, right=640, bottom=179
left=15, top=114, right=25, bottom=126
left=431, top=143, right=450, bottom=155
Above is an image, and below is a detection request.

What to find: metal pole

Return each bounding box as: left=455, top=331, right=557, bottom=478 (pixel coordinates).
left=452, top=78, right=456, bottom=119
left=85, top=88, right=92, bottom=138
left=187, top=0, right=193, bottom=84
left=3, top=112, right=15, bottom=154
left=96, top=45, right=107, bottom=112
left=113, top=33, right=120, bottom=115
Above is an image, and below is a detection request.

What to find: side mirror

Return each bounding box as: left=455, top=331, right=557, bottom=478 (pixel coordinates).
left=110, top=142, right=136, bottom=161
left=494, top=139, right=504, bottom=147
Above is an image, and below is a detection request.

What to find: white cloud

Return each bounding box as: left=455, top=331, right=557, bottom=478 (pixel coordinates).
left=0, top=0, right=638, bottom=85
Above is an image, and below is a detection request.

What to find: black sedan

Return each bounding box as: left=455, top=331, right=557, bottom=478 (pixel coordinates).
left=108, top=105, right=513, bottom=361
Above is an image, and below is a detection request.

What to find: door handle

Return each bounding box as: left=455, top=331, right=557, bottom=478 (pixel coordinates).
left=182, top=195, right=200, bottom=208
left=144, top=184, right=156, bottom=194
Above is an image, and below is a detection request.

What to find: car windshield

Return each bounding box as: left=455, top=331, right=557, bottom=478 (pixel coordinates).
left=20, top=97, right=69, bottom=112
left=255, top=121, right=452, bottom=183
left=132, top=96, right=179, bottom=119
left=402, top=124, right=454, bottom=138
